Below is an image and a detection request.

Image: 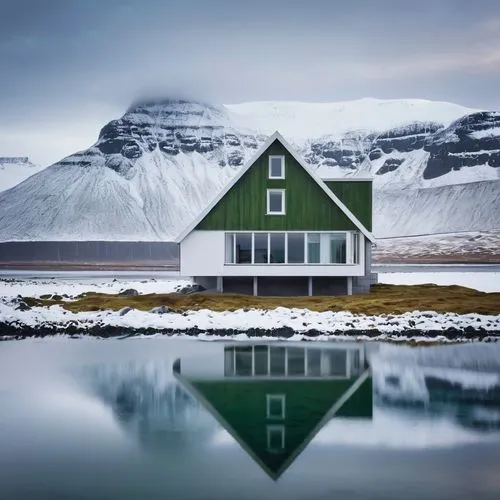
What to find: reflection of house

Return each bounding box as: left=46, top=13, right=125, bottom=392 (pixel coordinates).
left=175, top=131, right=375, bottom=296
left=173, top=343, right=373, bottom=480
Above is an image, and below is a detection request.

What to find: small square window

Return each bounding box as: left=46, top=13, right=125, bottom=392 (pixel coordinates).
left=269, top=156, right=285, bottom=179
left=267, top=425, right=285, bottom=452
left=267, top=189, right=285, bottom=215
left=266, top=394, right=285, bottom=419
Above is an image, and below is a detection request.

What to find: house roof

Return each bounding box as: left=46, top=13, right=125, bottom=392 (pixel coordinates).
left=174, top=131, right=375, bottom=243
left=174, top=368, right=372, bottom=480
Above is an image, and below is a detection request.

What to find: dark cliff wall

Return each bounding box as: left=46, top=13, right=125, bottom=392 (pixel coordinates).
left=0, top=241, right=179, bottom=266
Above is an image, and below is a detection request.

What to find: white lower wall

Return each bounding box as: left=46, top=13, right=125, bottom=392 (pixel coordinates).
left=180, top=230, right=365, bottom=277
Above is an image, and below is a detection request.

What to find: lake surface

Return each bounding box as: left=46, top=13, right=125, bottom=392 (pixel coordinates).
left=0, top=338, right=499, bottom=500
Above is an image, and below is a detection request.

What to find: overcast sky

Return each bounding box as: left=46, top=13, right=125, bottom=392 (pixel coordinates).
left=1, top=0, right=499, bottom=166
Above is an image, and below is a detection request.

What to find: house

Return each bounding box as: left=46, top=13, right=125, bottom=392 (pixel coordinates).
left=175, top=131, right=376, bottom=296
left=173, top=342, right=373, bottom=480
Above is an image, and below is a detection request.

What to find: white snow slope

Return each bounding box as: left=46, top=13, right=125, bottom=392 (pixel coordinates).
left=1, top=97, right=498, bottom=242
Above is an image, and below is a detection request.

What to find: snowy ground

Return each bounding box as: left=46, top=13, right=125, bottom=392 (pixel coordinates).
left=0, top=275, right=189, bottom=299
left=0, top=272, right=499, bottom=339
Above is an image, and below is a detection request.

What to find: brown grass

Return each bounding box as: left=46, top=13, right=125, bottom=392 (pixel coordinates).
left=23, top=284, right=500, bottom=315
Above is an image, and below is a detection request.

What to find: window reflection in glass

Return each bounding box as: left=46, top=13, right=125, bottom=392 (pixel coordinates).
left=224, top=347, right=235, bottom=375
left=254, top=345, right=269, bottom=375
left=235, top=233, right=252, bottom=264
left=267, top=425, right=285, bottom=452
left=287, top=347, right=305, bottom=375
left=287, top=233, right=305, bottom=263
left=269, top=233, right=285, bottom=263
left=329, top=234, right=346, bottom=264
left=325, top=349, right=347, bottom=376
left=270, top=346, right=286, bottom=375
left=307, top=349, right=321, bottom=376
left=254, top=233, right=268, bottom=264
left=307, top=233, right=320, bottom=263
left=234, top=346, right=253, bottom=376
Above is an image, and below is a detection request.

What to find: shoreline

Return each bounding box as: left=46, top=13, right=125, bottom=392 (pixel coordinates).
left=1, top=324, right=499, bottom=342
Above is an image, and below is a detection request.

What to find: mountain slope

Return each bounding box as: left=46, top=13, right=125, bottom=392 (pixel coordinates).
left=0, top=98, right=498, bottom=242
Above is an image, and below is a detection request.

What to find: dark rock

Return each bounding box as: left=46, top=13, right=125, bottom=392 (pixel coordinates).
left=175, top=284, right=206, bottom=295
left=376, top=158, right=404, bottom=175
left=118, top=288, right=139, bottom=297
left=149, top=305, right=172, bottom=314
left=121, top=143, right=142, bottom=159
left=369, top=149, right=383, bottom=160
left=227, top=151, right=244, bottom=166
left=423, top=112, right=500, bottom=179
left=118, top=307, right=133, bottom=316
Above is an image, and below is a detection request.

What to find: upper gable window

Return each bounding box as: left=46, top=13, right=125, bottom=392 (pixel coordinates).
left=269, top=155, right=285, bottom=179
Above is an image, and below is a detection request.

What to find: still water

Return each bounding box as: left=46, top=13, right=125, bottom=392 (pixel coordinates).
left=0, top=338, right=499, bottom=500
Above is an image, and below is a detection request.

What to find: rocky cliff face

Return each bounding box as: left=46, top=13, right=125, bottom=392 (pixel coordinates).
left=0, top=98, right=498, bottom=241
left=423, top=112, right=500, bottom=179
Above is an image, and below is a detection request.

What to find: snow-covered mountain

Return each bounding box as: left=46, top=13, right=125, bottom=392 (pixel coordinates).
left=0, top=98, right=498, bottom=241
left=0, top=157, right=45, bottom=193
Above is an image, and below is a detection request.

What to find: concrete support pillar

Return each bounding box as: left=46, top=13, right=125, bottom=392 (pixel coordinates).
left=308, top=276, right=313, bottom=296
left=253, top=276, right=258, bottom=296
left=347, top=276, right=353, bottom=295
left=216, top=276, right=223, bottom=293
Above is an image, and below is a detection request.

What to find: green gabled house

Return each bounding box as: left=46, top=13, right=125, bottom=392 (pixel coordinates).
left=175, top=131, right=376, bottom=296
left=173, top=343, right=373, bottom=480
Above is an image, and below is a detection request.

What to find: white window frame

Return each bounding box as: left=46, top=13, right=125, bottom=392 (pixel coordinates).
left=266, top=425, right=285, bottom=452
left=266, top=189, right=286, bottom=215
left=224, top=230, right=361, bottom=266
left=268, top=155, right=285, bottom=179
left=266, top=394, right=286, bottom=419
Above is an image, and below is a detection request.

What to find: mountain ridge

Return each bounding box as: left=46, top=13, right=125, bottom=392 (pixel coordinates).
left=0, top=98, right=498, bottom=242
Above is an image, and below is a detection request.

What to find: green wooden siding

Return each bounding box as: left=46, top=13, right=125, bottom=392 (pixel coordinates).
left=193, top=377, right=372, bottom=476
left=196, top=140, right=359, bottom=231
left=324, top=180, right=372, bottom=231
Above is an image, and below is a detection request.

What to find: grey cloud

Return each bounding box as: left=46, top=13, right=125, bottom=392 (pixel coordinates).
left=1, top=0, right=499, bottom=165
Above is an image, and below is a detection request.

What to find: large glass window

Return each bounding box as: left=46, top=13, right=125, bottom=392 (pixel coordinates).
left=254, top=233, right=268, bottom=264
left=235, top=233, right=252, bottom=263
left=268, top=156, right=285, bottom=179
left=287, top=233, right=305, bottom=263
left=307, top=233, right=320, bottom=263
left=329, top=234, right=347, bottom=264
left=224, top=231, right=355, bottom=265
left=269, top=233, right=285, bottom=263
left=267, top=189, right=285, bottom=215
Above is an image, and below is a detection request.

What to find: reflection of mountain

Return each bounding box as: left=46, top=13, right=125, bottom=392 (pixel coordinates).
left=74, top=342, right=500, bottom=464
left=76, top=362, right=217, bottom=449
left=375, top=359, right=500, bottom=433
left=174, top=343, right=373, bottom=480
